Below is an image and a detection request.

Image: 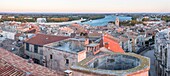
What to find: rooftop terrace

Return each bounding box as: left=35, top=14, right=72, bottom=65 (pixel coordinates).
left=47, top=39, right=85, bottom=53
left=87, top=43, right=99, bottom=47
left=88, top=54, right=140, bottom=70
left=71, top=52, right=150, bottom=76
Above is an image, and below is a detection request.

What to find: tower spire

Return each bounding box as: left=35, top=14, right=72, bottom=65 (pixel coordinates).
left=115, top=17, right=119, bottom=26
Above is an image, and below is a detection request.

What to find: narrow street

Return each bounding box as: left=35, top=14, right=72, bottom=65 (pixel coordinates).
left=141, top=47, right=157, bottom=76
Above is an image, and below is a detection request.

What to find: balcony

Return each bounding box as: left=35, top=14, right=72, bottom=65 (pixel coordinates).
left=166, top=68, right=170, bottom=72
left=25, top=50, right=43, bottom=60
left=155, top=57, right=162, bottom=62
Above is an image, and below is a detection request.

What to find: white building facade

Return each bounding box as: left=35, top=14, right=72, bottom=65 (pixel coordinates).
left=154, top=28, right=170, bottom=76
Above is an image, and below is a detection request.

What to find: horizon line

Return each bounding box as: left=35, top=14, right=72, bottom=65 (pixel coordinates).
left=0, top=12, right=170, bottom=14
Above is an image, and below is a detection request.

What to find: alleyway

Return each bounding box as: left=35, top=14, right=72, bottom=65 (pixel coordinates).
left=141, top=48, right=157, bottom=76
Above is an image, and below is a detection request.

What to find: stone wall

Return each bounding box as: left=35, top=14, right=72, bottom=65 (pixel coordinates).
left=24, top=43, right=43, bottom=64
left=43, top=46, right=86, bottom=74
left=71, top=67, right=149, bottom=76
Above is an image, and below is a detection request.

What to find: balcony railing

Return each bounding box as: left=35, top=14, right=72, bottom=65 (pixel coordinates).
left=167, top=66, right=170, bottom=71
left=25, top=50, right=43, bottom=60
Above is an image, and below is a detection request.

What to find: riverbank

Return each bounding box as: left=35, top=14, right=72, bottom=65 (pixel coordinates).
left=81, top=15, right=132, bottom=26
left=39, top=19, right=86, bottom=25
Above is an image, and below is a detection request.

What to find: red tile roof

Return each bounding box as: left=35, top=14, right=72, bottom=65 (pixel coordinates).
left=25, top=34, right=70, bottom=46
left=0, top=48, right=58, bottom=76
left=0, top=60, right=25, bottom=76
left=88, top=32, right=102, bottom=37
left=24, top=29, right=36, bottom=33
left=103, top=34, right=125, bottom=53
left=15, top=33, right=22, bottom=37
left=69, top=24, right=87, bottom=33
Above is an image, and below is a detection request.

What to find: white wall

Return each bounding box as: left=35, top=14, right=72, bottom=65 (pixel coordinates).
left=0, top=15, right=2, bottom=19
left=0, top=31, right=16, bottom=40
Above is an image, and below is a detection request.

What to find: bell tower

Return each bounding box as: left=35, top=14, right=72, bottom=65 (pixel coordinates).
left=115, top=17, right=119, bottom=26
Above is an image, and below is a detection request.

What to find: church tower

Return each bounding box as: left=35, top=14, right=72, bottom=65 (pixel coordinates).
left=115, top=17, right=119, bottom=26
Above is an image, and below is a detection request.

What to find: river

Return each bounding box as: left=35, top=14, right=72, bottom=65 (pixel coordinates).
left=81, top=15, right=132, bottom=26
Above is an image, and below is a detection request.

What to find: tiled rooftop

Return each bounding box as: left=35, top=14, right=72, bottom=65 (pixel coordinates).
left=0, top=59, right=25, bottom=76
left=25, top=34, right=70, bottom=46
left=88, top=32, right=102, bottom=37
left=0, top=48, right=59, bottom=76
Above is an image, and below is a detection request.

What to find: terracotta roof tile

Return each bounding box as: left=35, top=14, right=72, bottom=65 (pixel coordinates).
left=103, top=34, right=125, bottom=53
left=0, top=48, right=58, bottom=76
left=88, top=32, right=102, bottom=37
left=25, top=34, right=70, bottom=46
left=0, top=61, right=25, bottom=76
left=15, top=33, right=22, bottom=37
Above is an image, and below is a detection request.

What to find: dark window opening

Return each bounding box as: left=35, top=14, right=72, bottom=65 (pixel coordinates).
left=50, top=54, right=53, bottom=59
left=33, top=58, right=40, bottom=64
left=130, top=39, right=132, bottom=41
left=26, top=43, right=29, bottom=51
left=122, top=42, right=124, bottom=49
left=94, top=60, right=98, bottom=68
left=34, top=45, right=38, bottom=53
left=25, top=55, right=29, bottom=59
left=66, top=59, right=69, bottom=65
left=160, top=46, right=163, bottom=58
left=165, top=48, right=167, bottom=67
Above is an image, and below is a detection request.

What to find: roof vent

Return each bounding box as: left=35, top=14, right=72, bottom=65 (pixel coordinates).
left=11, top=48, right=15, bottom=51
left=28, top=59, right=34, bottom=63
left=26, top=72, right=32, bottom=76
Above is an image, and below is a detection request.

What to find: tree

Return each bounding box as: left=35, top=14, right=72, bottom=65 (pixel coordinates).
left=120, top=21, right=131, bottom=26
left=142, top=18, right=149, bottom=21
left=131, top=20, right=138, bottom=26
left=0, top=19, right=3, bottom=22
left=161, top=16, right=170, bottom=22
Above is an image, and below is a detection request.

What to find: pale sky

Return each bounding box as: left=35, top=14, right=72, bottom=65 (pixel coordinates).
left=0, top=0, right=169, bottom=13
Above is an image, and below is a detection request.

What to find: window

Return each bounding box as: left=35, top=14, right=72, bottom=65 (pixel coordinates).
left=160, top=45, right=163, bottom=58
left=165, top=73, right=167, bottom=76
left=142, top=43, right=144, bottom=46
left=165, top=48, right=167, bottom=67
left=66, top=59, right=69, bottom=65
left=94, top=47, right=96, bottom=52
left=33, top=58, right=40, bottom=64
left=122, top=42, right=124, bottom=49
left=34, top=45, right=38, bottom=53
left=25, top=55, right=30, bottom=59
left=26, top=43, right=29, bottom=51
left=50, top=54, right=53, bottom=59
left=40, top=50, right=43, bottom=55
left=94, top=60, right=98, bottom=68
left=130, top=39, right=132, bottom=41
